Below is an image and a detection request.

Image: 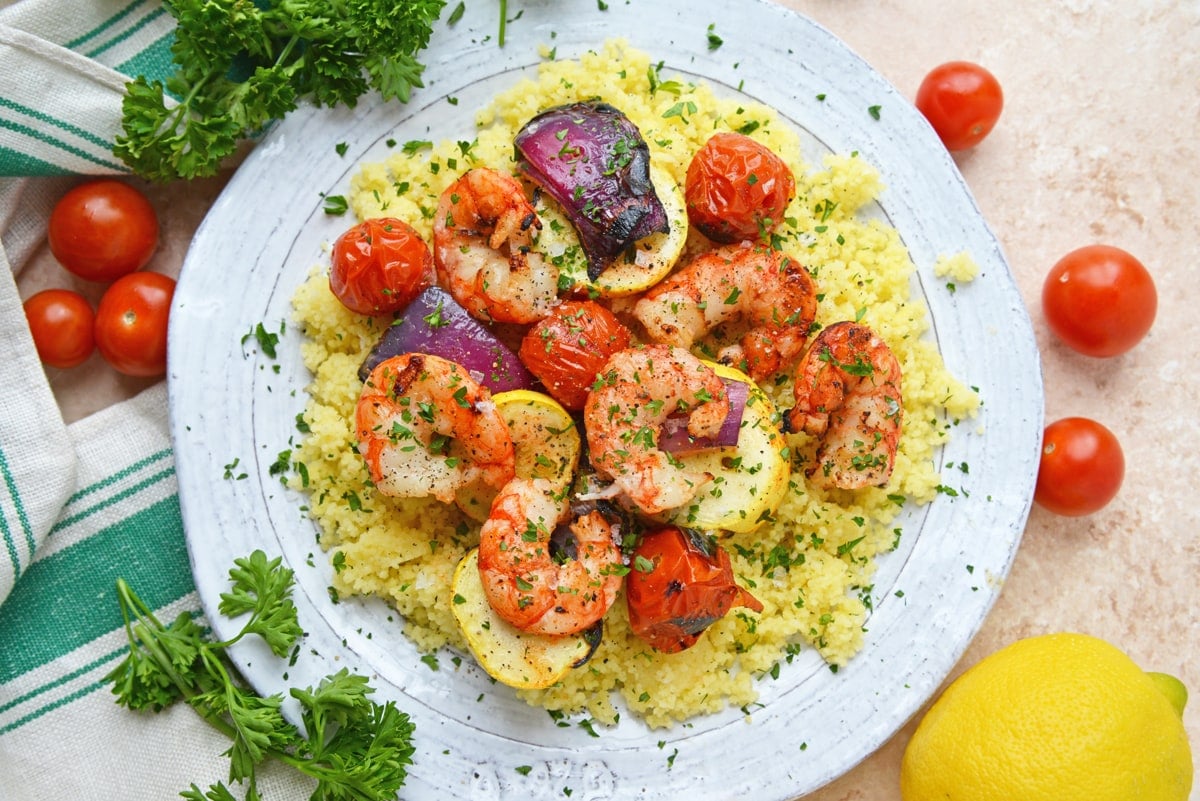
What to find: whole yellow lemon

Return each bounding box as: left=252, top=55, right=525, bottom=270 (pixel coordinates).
left=900, top=632, right=1193, bottom=801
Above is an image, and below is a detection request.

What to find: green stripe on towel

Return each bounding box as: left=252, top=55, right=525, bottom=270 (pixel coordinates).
left=0, top=495, right=192, bottom=683
left=64, top=448, right=172, bottom=506
left=0, top=145, right=66, bottom=176
left=0, top=118, right=125, bottom=172
left=83, top=6, right=168, bottom=60
left=115, top=31, right=175, bottom=83
left=0, top=610, right=207, bottom=734
left=52, top=465, right=176, bottom=537
left=0, top=446, right=34, bottom=580
left=62, top=0, right=152, bottom=50
left=0, top=96, right=117, bottom=155
left=0, top=645, right=124, bottom=716
left=0, top=679, right=108, bottom=735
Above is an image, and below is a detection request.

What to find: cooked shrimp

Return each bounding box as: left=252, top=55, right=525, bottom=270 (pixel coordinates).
left=433, top=167, right=558, bottom=324
left=632, top=243, right=818, bottom=383
left=583, top=344, right=730, bottom=515
left=477, top=477, right=623, bottom=636
left=356, top=353, right=515, bottom=504
left=784, top=321, right=903, bottom=490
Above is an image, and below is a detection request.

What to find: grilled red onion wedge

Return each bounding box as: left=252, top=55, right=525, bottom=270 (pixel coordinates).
left=515, top=101, right=668, bottom=280
left=358, top=286, right=532, bottom=392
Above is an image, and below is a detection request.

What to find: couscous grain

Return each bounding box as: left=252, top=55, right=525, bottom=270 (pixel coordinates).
left=290, top=40, right=979, bottom=728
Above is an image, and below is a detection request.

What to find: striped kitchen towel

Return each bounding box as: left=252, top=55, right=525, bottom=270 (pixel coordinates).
left=0, top=4, right=177, bottom=589
left=0, top=0, right=176, bottom=610
left=0, top=0, right=175, bottom=176
left=0, top=0, right=176, bottom=266
left=0, top=384, right=311, bottom=798
left=0, top=1, right=309, bottom=796
left=0, top=0, right=179, bottom=602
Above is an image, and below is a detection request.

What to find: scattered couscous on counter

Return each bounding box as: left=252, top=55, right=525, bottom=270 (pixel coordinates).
left=288, top=40, right=979, bottom=728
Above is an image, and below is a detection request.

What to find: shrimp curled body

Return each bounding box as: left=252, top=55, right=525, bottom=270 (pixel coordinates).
left=633, top=243, right=818, bottom=383
left=584, top=344, right=730, bottom=515
left=355, top=353, right=515, bottom=504
left=477, top=477, right=623, bottom=635
left=433, top=167, right=558, bottom=324
left=785, top=321, right=903, bottom=490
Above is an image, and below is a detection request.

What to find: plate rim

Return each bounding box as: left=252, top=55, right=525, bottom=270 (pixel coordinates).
left=167, top=1, right=1044, bottom=798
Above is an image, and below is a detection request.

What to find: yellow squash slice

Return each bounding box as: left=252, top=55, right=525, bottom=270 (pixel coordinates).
left=451, top=547, right=597, bottom=689
left=538, top=165, right=688, bottom=298
left=455, top=389, right=581, bottom=521
left=661, top=361, right=791, bottom=533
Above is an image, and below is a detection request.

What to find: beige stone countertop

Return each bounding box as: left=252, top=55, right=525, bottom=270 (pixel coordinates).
left=14, top=1, right=1199, bottom=798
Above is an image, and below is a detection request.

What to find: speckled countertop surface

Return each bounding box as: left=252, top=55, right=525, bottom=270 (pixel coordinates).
left=14, top=1, right=1199, bottom=798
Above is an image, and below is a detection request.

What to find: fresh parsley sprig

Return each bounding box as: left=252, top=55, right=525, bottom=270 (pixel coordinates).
left=114, top=0, right=447, bottom=181
left=106, top=550, right=415, bottom=800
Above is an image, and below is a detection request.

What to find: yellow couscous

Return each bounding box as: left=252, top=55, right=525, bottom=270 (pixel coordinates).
left=289, top=40, right=979, bottom=728
left=934, top=251, right=982, bottom=283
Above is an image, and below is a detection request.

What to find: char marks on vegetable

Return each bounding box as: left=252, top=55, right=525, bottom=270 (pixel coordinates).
left=515, top=101, right=668, bottom=280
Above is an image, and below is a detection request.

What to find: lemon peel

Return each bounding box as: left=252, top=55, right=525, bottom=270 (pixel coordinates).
left=901, top=632, right=1193, bottom=801
left=1147, top=671, right=1189, bottom=717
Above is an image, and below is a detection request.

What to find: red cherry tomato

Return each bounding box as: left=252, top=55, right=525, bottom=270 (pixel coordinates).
left=915, top=61, right=1004, bottom=151
left=1034, top=417, right=1124, bottom=516
left=685, top=132, right=795, bottom=243
left=47, top=180, right=159, bottom=282
left=23, top=288, right=95, bottom=369
left=1042, top=245, right=1157, bottom=357
left=329, top=218, right=434, bottom=315
left=625, top=526, right=762, bottom=653
left=518, top=300, right=632, bottom=409
left=94, top=272, right=176, bottom=377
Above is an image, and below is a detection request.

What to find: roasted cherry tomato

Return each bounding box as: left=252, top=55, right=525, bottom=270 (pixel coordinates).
left=625, top=526, right=762, bottom=653
left=47, top=179, right=159, bottom=282
left=23, top=288, right=95, bottom=369
left=329, top=217, right=434, bottom=315
left=94, top=271, right=175, bottom=377
left=1034, top=417, right=1124, bottom=516
left=685, top=132, right=795, bottom=243
left=518, top=300, right=632, bottom=409
left=1042, top=245, right=1157, bottom=357
left=915, top=61, right=1004, bottom=151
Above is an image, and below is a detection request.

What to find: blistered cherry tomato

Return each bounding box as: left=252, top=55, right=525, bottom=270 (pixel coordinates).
left=1042, top=245, right=1156, bottom=357
left=625, top=526, right=762, bottom=653
left=518, top=300, right=632, bottom=409
left=915, top=61, right=1004, bottom=151
left=1034, top=417, right=1124, bottom=516
left=94, top=271, right=175, bottom=377
left=685, top=132, right=795, bottom=243
left=329, top=218, right=434, bottom=315
left=47, top=180, right=159, bottom=282
left=23, top=288, right=95, bottom=369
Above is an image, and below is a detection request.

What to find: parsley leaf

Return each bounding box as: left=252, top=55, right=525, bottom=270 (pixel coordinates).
left=706, top=23, right=723, bottom=50
left=106, top=550, right=416, bottom=799
left=114, top=0, right=448, bottom=181
left=217, top=550, right=304, bottom=656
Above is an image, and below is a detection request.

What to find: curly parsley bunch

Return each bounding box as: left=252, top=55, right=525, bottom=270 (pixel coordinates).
left=115, top=0, right=446, bottom=181
left=108, top=550, right=416, bottom=800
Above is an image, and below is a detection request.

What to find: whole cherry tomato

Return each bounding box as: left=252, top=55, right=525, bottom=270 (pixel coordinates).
left=94, top=271, right=176, bottom=377
left=329, top=217, right=434, bottom=315
left=23, top=288, right=95, bottom=369
left=1034, top=417, right=1124, bottom=516
left=47, top=179, right=159, bottom=282
left=915, top=61, right=1004, bottom=151
left=685, top=132, right=795, bottom=244
left=1042, top=245, right=1156, bottom=357
left=518, top=300, right=632, bottom=409
left=625, top=526, right=762, bottom=653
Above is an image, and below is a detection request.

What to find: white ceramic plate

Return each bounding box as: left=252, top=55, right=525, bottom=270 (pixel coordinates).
left=169, top=1, right=1043, bottom=798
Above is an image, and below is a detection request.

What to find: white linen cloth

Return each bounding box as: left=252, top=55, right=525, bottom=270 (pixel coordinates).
left=0, top=1, right=311, bottom=796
